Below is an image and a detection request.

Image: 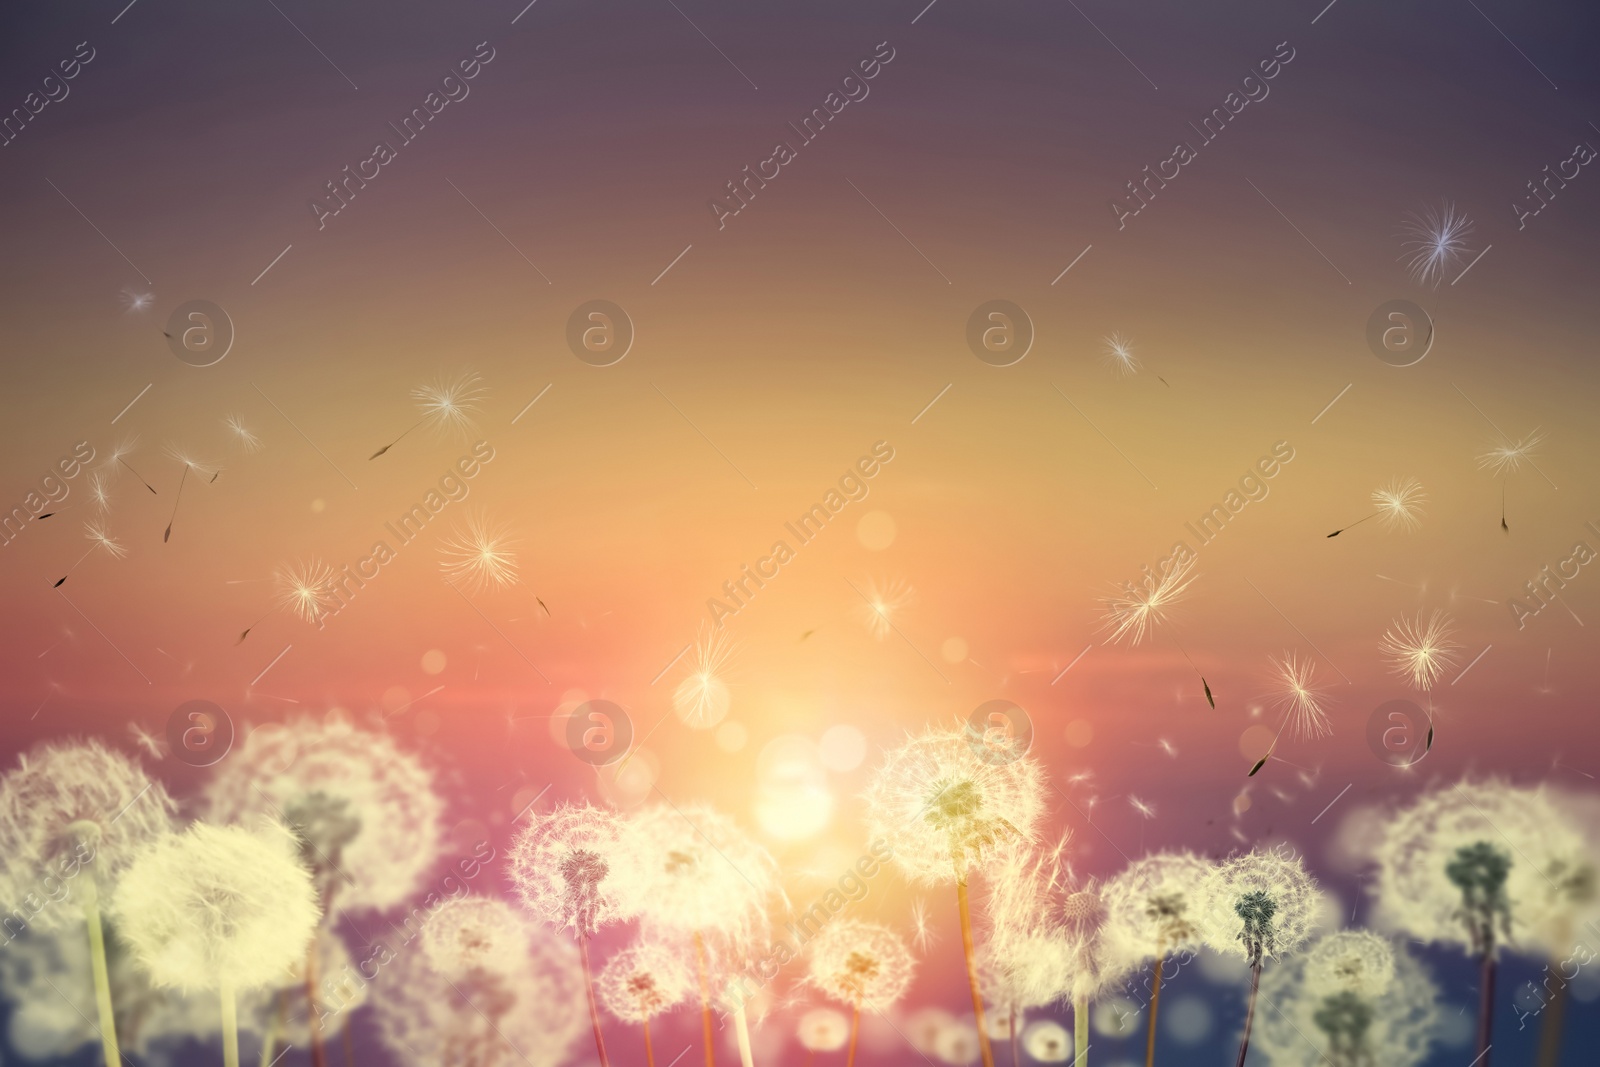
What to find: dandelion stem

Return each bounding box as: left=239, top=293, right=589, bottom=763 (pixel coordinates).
left=221, top=976, right=241, bottom=1067
left=342, top=1011, right=355, bottom=1067
left=1327, top=510, right=1379, bottom=538
left=577, top=933, right=613, bottom=1067
left=642, top=1016, right=657, bottom=1067
left=306, top=938, right=329, bottom=1067
left=1232, top=960, right=1262, bottom=1067
left=258, top=989, right=287, bottom=1067
left=1009, top=1008, right=1020, bottom=1067
left=370, top=416, right=428, bottom=460
left=846, top=1005, right=861, bottom=1067
left=1475, top=952, right=1497, bottom=1067
left=694, top=931, right=717, bottom=1067
left=732, top=1003, right=756, bottom=1067
left=81, top=877, right=122, bottom=1067
left=1144, top=954, right=1164, bottom=1067
left=954, top=869, right=997, bottom=1067
left=1534, top=955, right=1568, bottom=1067
left=1073, top=994, right=1088, bottom=1066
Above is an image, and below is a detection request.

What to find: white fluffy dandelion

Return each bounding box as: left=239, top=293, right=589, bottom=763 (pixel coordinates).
left=1304, top=930, right=1395, bottom=999
left=597, top=939, right=693, bottom=1067
left=423, top=897, right=535, bottom=979
left=1199, top=847, right=1321, bottom=1066
left=1398, top=201, right=1474, bottom=287
left=805, top=920, right=916, bottom=1066
left=439, top=514, right=520, bottom=591
left=0, top=741, right=177, bottom=1067
left=864, top=729, right=1045, bottom=1067
left=1061, top=881, right=1132, bottom=1065
left=510, top=803, right=628, bottom=1067
left=112, top=821, right=320, bottom=1067
left=979, top=844, right=1070, bottom=1062
left=1021, top=1020, right=1072, bottom=1063
left=1379, top=611, right=1460, bottom=691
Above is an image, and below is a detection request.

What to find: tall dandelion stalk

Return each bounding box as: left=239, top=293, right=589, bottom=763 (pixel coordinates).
left=864, top=728, right=1045, bottom=1067
left=0, top=741, right=177, bottom=1067
left=112, top=822, right=321, bottom=1067
left=1200, top=847, right=1319, bottom=1067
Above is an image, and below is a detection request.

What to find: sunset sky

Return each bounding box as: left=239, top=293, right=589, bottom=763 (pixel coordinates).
left=2, top=0, right=1598, bottom=1063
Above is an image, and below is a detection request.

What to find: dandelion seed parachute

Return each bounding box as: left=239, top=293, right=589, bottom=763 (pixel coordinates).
left=439, top=513, right=520, bottom=591
left=273, top=560, right=339, bottom=625
left=1398, top=201, right=1474, bottom=287
left=597, top=939, right=693, bottom=1023
left=509, top=803, right=627, bottom=937
left=201, top=714, right=445, bottom=915
left=1268, top=653, right=1332, bottom=741
left=371, top=896, right=585, bottom=1067
left=1378, top=611, right=1460, bottom=692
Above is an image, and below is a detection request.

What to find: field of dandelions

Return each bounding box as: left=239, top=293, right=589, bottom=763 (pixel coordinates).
left=0, top=717, right=1595, bottom=1067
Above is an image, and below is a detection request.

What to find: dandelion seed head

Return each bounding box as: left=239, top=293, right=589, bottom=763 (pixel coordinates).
left=1102, top=555, right=1198, bottom=646
left=273, top=560, right=338, bottom=625
left=611, top=802, right=780, bottom=943
left=1477, top=429, right=1546, bottom=476
left=508, top=803, right=625, bottom=938
left=1270, top=652, right=1332, bottom=739
left=1398, top=201, right=1474, bottom=287
left=1102, top=850, right=1214, bottom=963
left=112, top=820, right=321, bottom=992
left=84, top=520, right=128, bottom=560
left=804, top=918, right=916, bottom=1013
left=0, top=740, right=177, bottom=933
left=596, top=939, right=692, bottom=1023
left=1370, top=779, right=1585, bottom=953
left=859, top=578, right=914, bottom=641
left=1102, top=333, right=1141, bottom=377
left=1256, top=940, right=1439, bottom=1067
left=979, top=846, right=1071, bottom=1013
left=1305, top=930, right=1396, bottom=999
left=1378, top=611, right=1460, bottom=691
left=862, top=728, right=1045, bottom=885
left=797, top=1007, right=851, bottom=1052
left=202, top=714, right=445, bottom=915
left=422, top=896, right=534, bottom=978
left=439, top=515, right=520, bottom=591
left=1372, top=478, right=1426, bottom=532
left=1199, top=846, right=1320, bottom=964
left=412, top=370, right=488, bottom=437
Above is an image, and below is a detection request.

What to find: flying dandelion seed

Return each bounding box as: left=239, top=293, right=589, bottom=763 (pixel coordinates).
left=672, top=630, right=734, bottom=729
left=119, top=287, right=153, bottom=313
left=103, top=438, right=157, bottom=494
left=911, top=897, right=937, bottom=953
left=1328, top=479, right=1426, bottom=537
left=1379, top=611, right=1460, bottom=691
left=858, top=578, right=914, bottom=641
left=1268, top=652, right=1332, bottom=741
left=87, top=473, right=112, bottom=513
left=1478, top=429, right=1545, bottom=532
left=1157, top=737, right=1178, bottom=759
left=1102, top=333, right=1141, bottom=377
left=273, top=560, right=338, bottom=625
left=53, top=521, right=128, bottom=587
left=1128, top=795, right=1156, bottom=819
left=223, top=415, right=262, bottom=453
left=1102, top=555, right=1197, bottom=646
left=370, top=370, right=487, bottom=459
left=1398, top=202, right=1474, bottom=287
left=439, top=515, right=520, bottom=591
